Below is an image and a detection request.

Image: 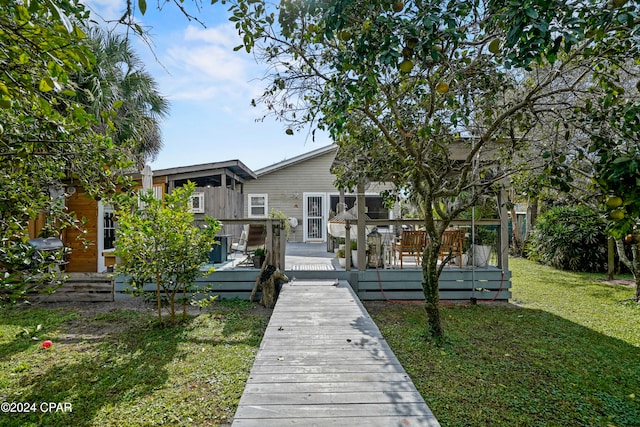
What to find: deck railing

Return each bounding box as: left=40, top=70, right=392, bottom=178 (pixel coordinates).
left=341, top=218, right=507, bottom=272
left=216, top=218, right=287, bottom=270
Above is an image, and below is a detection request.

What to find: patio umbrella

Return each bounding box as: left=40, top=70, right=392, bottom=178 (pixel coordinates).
left=141, top=164, right=153, bottom=192
left=327, top=206, right=373, bottom=238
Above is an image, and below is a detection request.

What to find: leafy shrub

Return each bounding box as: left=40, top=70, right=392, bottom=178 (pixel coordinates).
left=527, top=205, right=608, bottom=272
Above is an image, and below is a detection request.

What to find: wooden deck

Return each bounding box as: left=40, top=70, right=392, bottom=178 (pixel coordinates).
left=232, top=279, right=440, bottom=427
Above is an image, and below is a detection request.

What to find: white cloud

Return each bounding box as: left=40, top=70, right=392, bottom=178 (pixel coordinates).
left=82, top=0, right=126, bottom=23
left=156, top=24, right=265, bottom=109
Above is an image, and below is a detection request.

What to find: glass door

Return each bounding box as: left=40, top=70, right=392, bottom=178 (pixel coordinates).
left=304, top=193, right=326, bottom=242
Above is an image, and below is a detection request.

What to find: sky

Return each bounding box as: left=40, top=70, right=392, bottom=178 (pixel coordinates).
left=84, top=0, right=332, bottom=172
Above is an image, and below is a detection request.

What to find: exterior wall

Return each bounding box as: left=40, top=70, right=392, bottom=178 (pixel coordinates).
left=244, top=149, right=338, bottom=242
left=193, top=186, right=244, bottom=238
left=244, top=148, right=400, bottom=243
left=64, top=189, right=98, bottom=272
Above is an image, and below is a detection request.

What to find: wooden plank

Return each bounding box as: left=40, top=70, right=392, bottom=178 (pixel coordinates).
left=249, top=363, right=405, bottom=375
left=233, top=415, right=438, bottom=427
left=114, top=267, right=512, bottom=301
left=55, top=283, right=113, bottom=292
left=252, top=356, right=397, bottom=366
left=358, top=280, right=511, bottom=291
left=242, top=381, right=418, bottom=394
left=34, top=292, right=113, bottom=303
left=357, top=269, right=511, bottom=282
left=238, top=390, right=425, bottom=405
left=357, top=290, right=512, bottom=301
left=234, top=402, right=434, bottom=419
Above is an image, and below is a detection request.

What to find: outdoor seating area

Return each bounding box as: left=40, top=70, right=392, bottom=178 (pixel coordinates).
left=391, top=227, right=470, bottom=269
left=117, top=218, right=509, bottom=303
left=230, top=223, right=267, bottom=267
left=393, top=230, right=427, bottom=268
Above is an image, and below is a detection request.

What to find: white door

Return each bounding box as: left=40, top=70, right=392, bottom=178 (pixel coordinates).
left=97, top=202, right=116, bottom=272
left=303, top=193, right=326, bottom=242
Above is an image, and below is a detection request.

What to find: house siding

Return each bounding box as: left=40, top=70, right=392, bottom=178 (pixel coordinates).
left=64, top=189, right=98, bottom=272
left=244, top=148, right=338, bottom=242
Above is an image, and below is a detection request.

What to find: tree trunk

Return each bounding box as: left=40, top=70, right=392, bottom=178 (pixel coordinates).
left=510, top=206, right=523, bottom=256
left=182, top=286, right=187, bottom=322
left=260, top=273, right=278, bottom=309
left=170, top=290, right=176, bottom=324
left=422, top=237, right=443, bottom=340
left=525, top=197, right=538, bottom=243
left=614, top=239, right=640, bottom=302
left=155, top=272, right=163, bottom=324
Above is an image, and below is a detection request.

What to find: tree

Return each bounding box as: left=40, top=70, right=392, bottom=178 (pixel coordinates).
left=592, top=105, right=640, bottom=302
left=0, top=0, right=133, bottom=302
left=0, top=1, right=171, bottom=303
left=73, top=27, right=170, bottom=166
left=226, top=0, right=640, bottom=339
left=113, top=183, right=221, bottom=324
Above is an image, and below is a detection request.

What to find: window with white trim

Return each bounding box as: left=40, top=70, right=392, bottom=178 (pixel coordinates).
left=190, top=192, right=205, bottom=213
left=248, top=194, right=268, bottom=217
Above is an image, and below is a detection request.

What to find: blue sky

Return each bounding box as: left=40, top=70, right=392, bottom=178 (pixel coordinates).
left=84, top=0, right=332, bottom=172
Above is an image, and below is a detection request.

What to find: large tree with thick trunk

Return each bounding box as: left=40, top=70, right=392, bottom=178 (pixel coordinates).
left=222, top=0, right=640, bottom=339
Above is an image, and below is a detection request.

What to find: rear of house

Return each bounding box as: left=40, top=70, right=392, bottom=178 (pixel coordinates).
left=244, top=144, right=397, bottom=243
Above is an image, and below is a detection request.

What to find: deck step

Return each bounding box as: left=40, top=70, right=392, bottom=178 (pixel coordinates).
left=33, top=274, right=114, bottom=303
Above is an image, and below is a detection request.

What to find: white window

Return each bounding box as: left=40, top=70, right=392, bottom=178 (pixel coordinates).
left=248, top=194, right=268, bottom=217
left=190, top=192, right=205, bottom=213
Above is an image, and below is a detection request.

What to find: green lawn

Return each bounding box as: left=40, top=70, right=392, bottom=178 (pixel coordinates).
left=365, top=257, right=640, bottom=426
left=2, top=259, right=639, bottom=426
left=0, top=299, right=269, bottom=427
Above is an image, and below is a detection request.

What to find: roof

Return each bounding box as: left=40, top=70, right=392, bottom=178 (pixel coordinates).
left=153, top=159, right=257, bottom=181
left=254, top=144, right=338, bottom=177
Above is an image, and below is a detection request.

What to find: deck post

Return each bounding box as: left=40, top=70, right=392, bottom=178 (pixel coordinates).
left=497, top=177, right=509, bottom=271
left=345, top=220, right=351, bottom=271
left=356, top=180, right=366, bottom=271
left=279, top=219, right=287, bottom=271
left=266, top=219, right=274, bottom=265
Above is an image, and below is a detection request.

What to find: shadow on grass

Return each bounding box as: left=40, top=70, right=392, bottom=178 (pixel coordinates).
left=3, top=314, right=189, bottom=427
left=365, top=302, right=640, bottom=427
left=0, top=299, right=270, bottom=426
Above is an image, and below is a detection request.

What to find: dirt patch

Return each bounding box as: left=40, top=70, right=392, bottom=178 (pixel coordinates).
left=600, top=278, right=635, bottom=287
left=30, top=298, right=272, bottom=342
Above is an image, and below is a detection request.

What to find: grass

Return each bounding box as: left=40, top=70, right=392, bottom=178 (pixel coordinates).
left=0, top=299, right=269, bottom=427
left=365, top=257, right=640, bottom=427
left=2, top=259, right=639, bottom=426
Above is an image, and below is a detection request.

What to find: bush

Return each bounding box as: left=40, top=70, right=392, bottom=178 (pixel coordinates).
left=527, top=205, right=608, bottom=272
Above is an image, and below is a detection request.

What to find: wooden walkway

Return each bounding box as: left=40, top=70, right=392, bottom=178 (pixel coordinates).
left=232, top=279, right=440, bottom=426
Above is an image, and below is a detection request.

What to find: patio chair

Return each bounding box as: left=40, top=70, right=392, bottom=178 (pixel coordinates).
left=393, top=230, right=427, bottom=269
left=231, top=224, right=266, bottom=266
left=439, top=228, right=465, bottom=268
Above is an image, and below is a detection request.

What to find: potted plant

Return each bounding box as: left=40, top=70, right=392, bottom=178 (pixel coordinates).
left=336, top=248, right=346, bottom=268
left=471, top=226, right=496, bottom=267
left=252, top=248, right=266, bottom=268
left=350, top=239, right=359, bottom=269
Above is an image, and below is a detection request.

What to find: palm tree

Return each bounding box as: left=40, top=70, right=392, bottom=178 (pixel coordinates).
left=74, top=27, right=169, bottom=165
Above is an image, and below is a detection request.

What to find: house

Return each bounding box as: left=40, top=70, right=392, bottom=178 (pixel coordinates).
left=243, top=144, right=396, bottom=243
left=45, top=160, right=255, bottom=273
